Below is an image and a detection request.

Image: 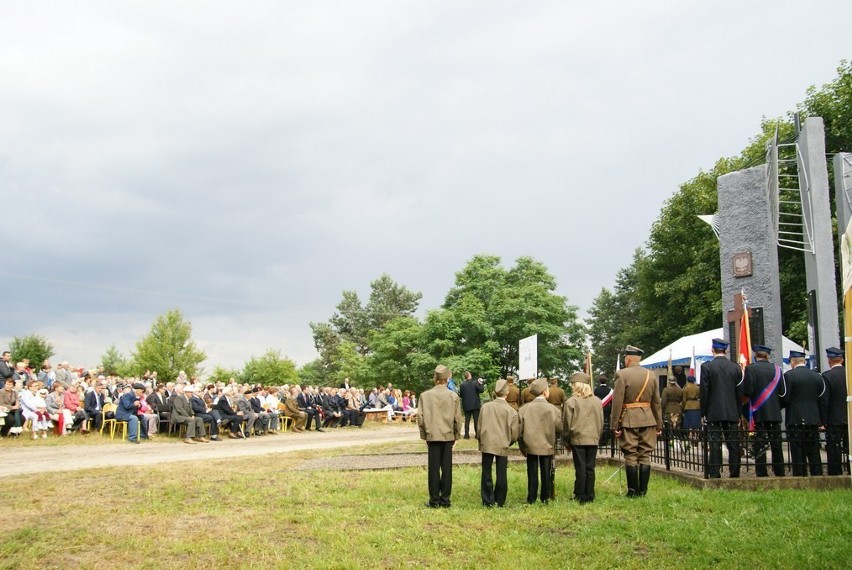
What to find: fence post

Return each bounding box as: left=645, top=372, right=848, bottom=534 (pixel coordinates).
left=663, top=425, right=671, bottom=470
left=702, top=425, right=709, bottom=479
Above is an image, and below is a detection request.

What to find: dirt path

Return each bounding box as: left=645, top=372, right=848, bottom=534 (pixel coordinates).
left=0, top=426, right=421, bottom=479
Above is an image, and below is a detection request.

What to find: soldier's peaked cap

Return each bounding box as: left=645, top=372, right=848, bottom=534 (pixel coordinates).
left=624, top=345, right=643, bottom=356
left=711, top=338, right=729, bottom=350
left=753, top=344, right=772, bottom=354
left=826, top=347, right=844, bottom=358
left=788, top=349, right=806, bottom=359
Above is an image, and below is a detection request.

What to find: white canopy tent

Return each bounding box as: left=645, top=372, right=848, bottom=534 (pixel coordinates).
left=640, top=328, right=805, bottom=379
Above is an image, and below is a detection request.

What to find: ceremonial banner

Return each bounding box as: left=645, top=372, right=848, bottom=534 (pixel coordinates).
left=518, top=334, right=538, bottom=380
left=738, top=294, right=752, bottom=368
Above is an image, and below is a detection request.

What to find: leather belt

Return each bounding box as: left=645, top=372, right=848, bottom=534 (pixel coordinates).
left=623, top=402, right=651, bottom=409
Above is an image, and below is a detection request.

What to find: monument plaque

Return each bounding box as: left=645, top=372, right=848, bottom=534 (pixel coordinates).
left=733, top=252, right=752, bottom=277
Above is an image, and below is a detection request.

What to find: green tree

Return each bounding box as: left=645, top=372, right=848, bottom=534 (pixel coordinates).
left=312, top=274, right=422, bottom=378
left=130, top=309, right=206, bottom=382
left=440, top=255, right=585, bottom=379
left=368, top=316, right=431, bottom=391
left=100, top=344, right=132, bottom=376
left=9, top=334, right=54, bottom=369
left=241, top=349, right=299, bottom=385
left=209, top=365, right=241, bottom=383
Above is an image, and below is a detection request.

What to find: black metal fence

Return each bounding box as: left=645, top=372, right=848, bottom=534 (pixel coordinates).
left=591, top=424, right=850, bottom=479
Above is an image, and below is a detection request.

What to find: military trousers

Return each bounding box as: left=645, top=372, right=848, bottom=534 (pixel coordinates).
left=825, top=425, right=849, bottom=476
left=619, top=426, right=656, bottom=466
left=752, top=421, right=784, bottom=477
left=788, top=424, right=822, bottom=476
left=481, top=453, right=508, bottom=507
left=707, top=421, right=740, bottom=478
left=427, top=441, right=454, bottom=507
left=525, top=454, right=553, bottom=504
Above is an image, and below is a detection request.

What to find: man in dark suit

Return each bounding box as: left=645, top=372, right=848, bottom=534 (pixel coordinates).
left=216, top=387, right=245, bottom=439
left=190, top=387, right=220, bottom=441
left=821, top=347, right=848, bottom=475
left=297, top=387, right=323, bottom=432
left=171, top=384, right=208, bottom=444
left=83, top=383, right=106, bottom=432
left=595, top=375, right=614, bottom=447
left=700, top=338, right=743, bottom=478
left=783, top=350, right=825, bottom=476
left=743, top=345, right=785, bottom=477
left=459, top=371, right=485, bottom=439
left=146, top=383, right=170, bottom=424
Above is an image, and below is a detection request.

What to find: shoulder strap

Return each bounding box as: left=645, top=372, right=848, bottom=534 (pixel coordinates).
left=635, top=370, right=652, bottom=403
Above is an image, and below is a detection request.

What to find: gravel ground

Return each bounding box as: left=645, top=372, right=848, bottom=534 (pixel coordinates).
left=0, top=425, right=421, bottom=479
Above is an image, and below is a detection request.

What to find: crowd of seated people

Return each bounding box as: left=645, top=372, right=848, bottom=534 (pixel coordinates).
left=0, top=355, right=418, bottom=443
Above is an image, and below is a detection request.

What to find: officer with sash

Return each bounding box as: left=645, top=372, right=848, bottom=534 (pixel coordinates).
left=611, top=345, right=662, bottom=497
left=743, top=344, right=785, bottom=477
left=820, top=347, right=848, bottom=475
left=700, top=338, right=743, bottom=478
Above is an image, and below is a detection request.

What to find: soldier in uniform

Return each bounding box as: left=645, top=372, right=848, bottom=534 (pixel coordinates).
left=418, top=365, right=462, bottom=508
left=680, top=375, right=701, bottom=450
left=594, top=375, right=613, bottom=447
left=700, top=338, right=743, bottom=478
left=477, top=378, right=519, bottom=507
left=505, top=376, right=520, bottom=411
left=820, top=347, right=848, bottom=475
left=783, top=350, right=825, bottom=476
left=611, top=346, right=662, bottom=497
left=518, top=378, right=561, bottom=504
left=546, top=377, right=566, bottom=409
left=661, top=376, right=683, bottom=428
left=742, top=344, right=785, bottom=477
left=519, top=379, right=537, bottom=407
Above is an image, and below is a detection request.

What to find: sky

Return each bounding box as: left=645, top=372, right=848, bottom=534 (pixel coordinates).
left=2, top=1, right=850, bottom=374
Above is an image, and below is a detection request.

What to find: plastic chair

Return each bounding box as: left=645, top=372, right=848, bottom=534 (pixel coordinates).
left=100, top=403, right=117, bottom=437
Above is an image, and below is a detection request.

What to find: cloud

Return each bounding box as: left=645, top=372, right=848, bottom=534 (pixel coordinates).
left=1, top=1, right=850, bottom=371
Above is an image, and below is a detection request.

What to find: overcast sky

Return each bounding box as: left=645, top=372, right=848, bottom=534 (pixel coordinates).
left=2, top=1, right=850, bottom=373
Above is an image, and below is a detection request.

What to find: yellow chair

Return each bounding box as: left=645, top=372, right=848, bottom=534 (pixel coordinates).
left=100, top=403, right=117, bottom=437
left=277, top=403, right=293, bottom=432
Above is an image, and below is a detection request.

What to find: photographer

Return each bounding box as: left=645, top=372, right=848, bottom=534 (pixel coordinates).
left=460, top=371, right=485, bottom=439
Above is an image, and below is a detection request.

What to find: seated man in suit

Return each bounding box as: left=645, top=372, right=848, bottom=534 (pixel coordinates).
left=83, top=382, right=107, bottom=433
left=171, top=384, right=209, bottom=444
left=235, top=385, right=260, bottom=437
left=216, top=387, right=245, bottom=439
left=297, top=386, right=323, bottom=432
left=249, top=387, right=276, bottom=434
left=190, top=385, right=220, bottom=441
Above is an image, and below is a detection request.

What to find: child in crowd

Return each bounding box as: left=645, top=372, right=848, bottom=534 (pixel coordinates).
left=518, top=378, right=561, bottom=504
left=562, top=372, right=604, bottom=503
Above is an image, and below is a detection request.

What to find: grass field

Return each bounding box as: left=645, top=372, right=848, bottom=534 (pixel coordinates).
left=1, top=439, right=850, bottom=569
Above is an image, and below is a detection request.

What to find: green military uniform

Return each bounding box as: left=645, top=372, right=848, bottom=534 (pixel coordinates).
left=660, top=379, right=683, bottom=428
left=611, top=346, right=663, bottom=497
left=418, top=365, right=463, bottom=508
left=505, top=378, right=520, bottom=411
left=546, top=378, right=566, bottom=409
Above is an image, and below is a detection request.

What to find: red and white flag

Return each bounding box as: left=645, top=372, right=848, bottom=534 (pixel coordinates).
left=738, top=296, right=752, bottom=369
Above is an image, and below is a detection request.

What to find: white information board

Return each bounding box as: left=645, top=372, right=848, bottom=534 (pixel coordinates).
left=518, top=334, right=538, bottom=380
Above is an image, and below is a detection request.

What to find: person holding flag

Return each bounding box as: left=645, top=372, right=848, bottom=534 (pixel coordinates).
left=594, top=374, right=613, bottom=447
left=742, top=344, right=785, bottom=477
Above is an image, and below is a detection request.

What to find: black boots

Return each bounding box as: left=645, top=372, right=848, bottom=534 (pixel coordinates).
left=625, top=465, right=639, bottom=498
left=638, top=465, right=651, bottom=497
